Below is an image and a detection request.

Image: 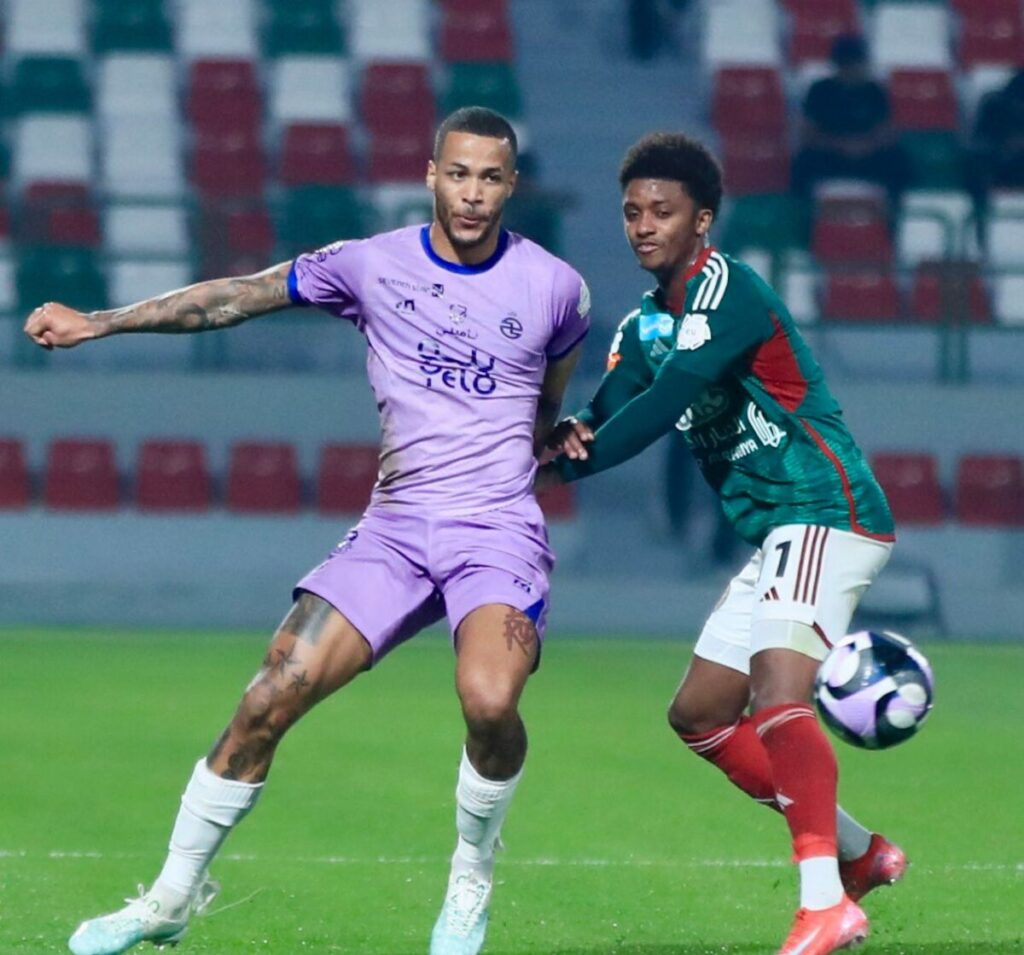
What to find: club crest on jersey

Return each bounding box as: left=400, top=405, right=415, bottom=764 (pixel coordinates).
left=676, top=313, right=711, bottom=350
left=639, top=311, right=675, bottom=341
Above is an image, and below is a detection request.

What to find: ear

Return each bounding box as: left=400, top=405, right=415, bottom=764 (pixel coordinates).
left=695, top=208, right=714, bottom=237
left=426, top=159, right=437, bottom=193
left=506, top=168, right=518, bottom=197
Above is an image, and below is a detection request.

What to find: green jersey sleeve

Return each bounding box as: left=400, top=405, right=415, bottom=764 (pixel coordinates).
left=576, top=310, right=650, bottom=428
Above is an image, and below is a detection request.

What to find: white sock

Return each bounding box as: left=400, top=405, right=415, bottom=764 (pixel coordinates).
left=150, top=758, right=263, bottom=908
left=836, top=808, right=873, bottom=862
left=798, top=856, right=845, bottom=910
left=452, top=748, right=522, bottom=873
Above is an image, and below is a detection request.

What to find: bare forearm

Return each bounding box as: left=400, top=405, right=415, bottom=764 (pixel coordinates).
left=86, top=262, right=293, bottom=337
left=533, top=395, right=562, bottom=455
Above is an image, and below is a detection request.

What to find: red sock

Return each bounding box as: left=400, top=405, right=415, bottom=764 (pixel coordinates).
left=753, top=703, right=838, bottom=860
left=678, top=717, right=779, bottom=810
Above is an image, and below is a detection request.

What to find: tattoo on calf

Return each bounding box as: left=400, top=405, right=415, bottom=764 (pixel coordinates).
left=503, top=608, right=537, bottom=655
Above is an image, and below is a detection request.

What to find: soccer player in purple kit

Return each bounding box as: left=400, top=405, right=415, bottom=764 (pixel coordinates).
left=24, top=107, right=590, bottom=955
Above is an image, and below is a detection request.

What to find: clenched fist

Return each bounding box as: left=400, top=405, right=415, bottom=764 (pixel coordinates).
left=545, top=416, right=594, bottom=461
left=23, top=302, right=99, bottom=350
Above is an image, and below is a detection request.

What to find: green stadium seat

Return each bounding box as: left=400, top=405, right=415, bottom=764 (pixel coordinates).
left=8, top=57, right=91, bottom=114
left=92, top=0, right=173, bottom=53
left=442, top=62, right=522, bottom=117
left=902, top=131, right=964, bottom=190
left=264, top=0, right=345, bottom=56
left=279, top=186, right=375, bottom=255
left=721, top=194, right=811, bottom=256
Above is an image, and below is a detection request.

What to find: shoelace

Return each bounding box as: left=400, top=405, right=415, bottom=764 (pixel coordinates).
left=444, top=874, right=489, bottom=938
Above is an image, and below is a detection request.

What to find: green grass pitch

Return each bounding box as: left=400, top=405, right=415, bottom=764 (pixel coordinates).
left=1, top=629, right=1021, bottom=954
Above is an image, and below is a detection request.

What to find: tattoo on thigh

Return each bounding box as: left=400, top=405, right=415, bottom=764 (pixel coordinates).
left=281, top=594, right=334, bottom=646
left=262, top=640, right=299, bottom=676
left=503, top=609, right=537, bottom=656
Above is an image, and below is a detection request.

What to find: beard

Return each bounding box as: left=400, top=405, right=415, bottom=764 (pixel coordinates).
left=436, top=198, right=501, bottom=252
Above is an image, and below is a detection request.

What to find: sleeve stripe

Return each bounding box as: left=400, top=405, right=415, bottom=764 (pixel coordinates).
left=694, top=252, right=730, bottom=312
left=709, top=253, right=730, bottom=310
left=286, top=261, right=308, bottom=306
left=548, top=325, right=589, bottom=361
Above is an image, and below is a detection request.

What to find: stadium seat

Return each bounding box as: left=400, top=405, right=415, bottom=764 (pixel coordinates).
left=101, top=117, right=185, bottom=199
left=897, top=190, right=977, bottom=265
left=16, top=245, right=106, bottom=315
left=12, top=115, right=92, bottom=190
left=910, top=261, right=990, bottom=324
left=186, top=60, right=263, bottom=137
left=811, top=200, right=893, bottom=265
left=439, top=1, right=514, bottom=63
left=92, top=0, right=173, bottom=53
left=785, top=0, right=860, bottom=64
left=958, top=2, right=1024, bottom=67
left=263, top=0, right=345, bottom=57
left=360, top=63, right=436, bottom=138
left=316, top=443, right=379, bottom=512
left=871, top=3, right=952, bottom=69
left=105, top=204, right=189, bottom=258
left=442, top=62, right=522, bottom=116
left=822, top=271, right=901, bottom=321
left=780, top=260, right=820, bottom=324
left=136, top=440, right=212, bottom=511
left=720, top=137, right=791, bottom=195
left=721, top=194, right=810, bottom=254
left=227, top=441, right=302, bottom=513
left=349, top=0, right=431, bottom=62
left=191, top=131, right=268, bottom=199
left=0, top=439, right=31, bottom=509
left=870, top=452, right=945, bottom=524
left=955, top=454, right=1024, bottom=526
left=96, top=54, right=177, bottom=120
left=704, top=0, right=782, bottom=66
left=269, top=56, right=354, bottom=125
left=7, top=0, right=86, bottom=57
left=177, top=0, right=258, bottom=60
left=993, top=274, right=1024, bottom=326
left=901, top=131, right=963, bottom=189
left=985, top=218, right=1024, bottom=269
left=367, top=131, right=433, bottom=183
left=711, top=67, right=787, bottom=139
left=280, top=185, right=373, bottom=253
left=9, top=56, right=91, bottom=114
left=962, top=64, right=1015, bottom=128
left=19, top=183, right=100, bottom=247
left=279, top=123, right=357, bottom=186
left=889, top=69, right=958, bottom=130
left=44, top=438, right=120, bottom=510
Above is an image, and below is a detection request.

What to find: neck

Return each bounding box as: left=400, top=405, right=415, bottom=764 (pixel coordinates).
left=657, top=244, right=706, bottom=311
left=428, top=221, right=500, bottom=266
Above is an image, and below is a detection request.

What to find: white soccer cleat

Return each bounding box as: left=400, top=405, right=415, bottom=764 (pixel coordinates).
left=68, top=876, right=219, bottom=955
left=429, top=866, right=493, bottom=955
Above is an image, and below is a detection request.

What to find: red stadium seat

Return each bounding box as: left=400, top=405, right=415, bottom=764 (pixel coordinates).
left=0, top=439, right=30, bottom=509
left=537, top=482, right=576, bottom=520
left=186, top=59, right=262, bottom=136
left=811, top=202, right=892, bottom=265
left=720, top=136, right=791, bottom=196
left=822, top=271, right=901, bottom=321
left=316, top=443, right=379, bottom=513
left=958, top=6, right=1024, bottom=67
left=787, top=0, right=860, bottom=64
left=910, top=262, right=990, bottom=324
left=20, top=186, right=100, bottom=247
left=870, top=452, right=945, bottom=525
left=889, top=70, right=958, bottom=131
left=955, top=455, right=1024, bottom=526
left=367, top=131, right=433, bottom=183
left=226, top=207, right=275, bottom=256
left=227, top=441, right=302, bottom=513
left=44, top=438, right=120, bottom=511
left=360, top=64, right=436, bottom=138
left=191, top=131, right=268, bottom=198
left=279, top=123, right=356, bottom=186
left=136, top=440, right=212, bottom=512
left=439, top=3, right=514, bottom=62
left=712, top=68, right=787, bottom=139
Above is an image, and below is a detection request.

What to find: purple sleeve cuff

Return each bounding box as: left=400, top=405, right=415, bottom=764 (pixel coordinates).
left=286, top=261, right=308, bottom=306
left=547, top=325, right=588, bottom=361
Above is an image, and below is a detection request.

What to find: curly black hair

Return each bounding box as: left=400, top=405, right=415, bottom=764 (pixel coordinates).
left=434, top=106, right=518, bottom=164
left=619, top=133, right=723, bottom=216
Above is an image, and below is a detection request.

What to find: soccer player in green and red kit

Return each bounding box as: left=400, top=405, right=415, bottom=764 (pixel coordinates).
left=538, top=133, right=905, bottom=955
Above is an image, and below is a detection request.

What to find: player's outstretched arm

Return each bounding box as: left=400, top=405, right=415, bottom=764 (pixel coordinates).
left=23, top=261, right=295, bottom=350
left=532, top=343, right=583, bottom=456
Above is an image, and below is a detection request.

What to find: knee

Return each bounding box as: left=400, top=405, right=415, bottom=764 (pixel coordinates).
left=667, top=692, right=740, bottom=739
left=458, top=677, right=519, bottom=734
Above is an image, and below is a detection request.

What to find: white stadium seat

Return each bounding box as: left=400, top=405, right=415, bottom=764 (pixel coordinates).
left=105, top=205, right=190, bottom=258
left=349, top=0, right=431, bottom=62
left=986, top=219, right=1024, bottom=270
left=705, top=0, right=782, bottom=66
left=269, top=56, right=353, bottom=125
left=898, top=190, right=978, bottom=265
left=176, top=0, right=258, bottom=60
left=993, top=274, right=1024, bottom=326
left=7, top=0, right=86, bottom=56
left=962, top=65, right=1014, bottom=126
left=97, top=55, right=177, bottom=120
left=0, top=256, right=15, bottom=313
left=781, top=261, right=820, bottom=325
left=12, top=115, right=92, bottom=187
left=872, top=3, right=952, bottom=69
left=100, top=117, right=185, bottom=200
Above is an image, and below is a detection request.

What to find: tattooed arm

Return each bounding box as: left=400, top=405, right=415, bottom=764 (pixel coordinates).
left=23, top=261, right=295, bottom=350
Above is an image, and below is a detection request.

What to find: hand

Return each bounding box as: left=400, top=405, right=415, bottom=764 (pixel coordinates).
left=23, top=302, right=98, bottom=350
left=545, top=416, right=594, bottom=460
left=534, top=461, right=564, bottom=494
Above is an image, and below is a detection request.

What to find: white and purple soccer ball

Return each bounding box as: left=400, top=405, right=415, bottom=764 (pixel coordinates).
left=814, top=630, right=934, bottom=750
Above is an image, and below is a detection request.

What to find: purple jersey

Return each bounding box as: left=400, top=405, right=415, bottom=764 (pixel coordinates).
left=288, top=225, right=590, bottom=516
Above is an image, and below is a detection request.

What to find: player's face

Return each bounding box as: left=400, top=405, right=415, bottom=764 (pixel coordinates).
left=427, top=132, right=517, bottom=261
left=622, top=179, right=713, bottom=282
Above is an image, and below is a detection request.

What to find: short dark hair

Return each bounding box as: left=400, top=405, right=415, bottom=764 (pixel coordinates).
left=618, top=132, right=723, bottom=215
left=830, top=33, right=868, bottom=67
left=434, top=106, right=518, bottom=164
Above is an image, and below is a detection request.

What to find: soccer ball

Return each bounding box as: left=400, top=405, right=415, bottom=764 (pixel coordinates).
left=814, top=630, right=934, bottom=750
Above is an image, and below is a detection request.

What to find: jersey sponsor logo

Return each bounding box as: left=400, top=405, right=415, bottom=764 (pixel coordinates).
left=449, top=304, right=468, bottom=324
left=577, top=278, right=592, bottom=317
left=395, top=298, right=415, bottom=313
left=500, top=315, right=523, bottom=339
left=746, top=402, right=787, bottom=447
left=674, top=386, right=730, bottom=432
left=313, top=240, right=345, bottom=261
left=639, top=311, right=675, bottom=341
left=378, top=276, right=439, bottom=295
left=417, top=339, right=497, bottom=395
left=431, top=283, right=445, bottom=297
left=676, top=313, right=712, bottom=351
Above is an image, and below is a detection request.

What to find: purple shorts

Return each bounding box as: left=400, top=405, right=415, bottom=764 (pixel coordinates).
left=294, top=496, right=554, bottom=664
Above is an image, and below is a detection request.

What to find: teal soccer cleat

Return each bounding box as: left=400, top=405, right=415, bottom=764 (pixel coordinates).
left=429, top=867, right=492, bottom=955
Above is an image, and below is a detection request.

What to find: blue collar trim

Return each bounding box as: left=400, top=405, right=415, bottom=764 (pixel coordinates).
left=419, top=225, right=509, bottom=274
